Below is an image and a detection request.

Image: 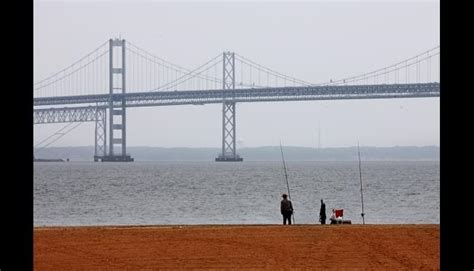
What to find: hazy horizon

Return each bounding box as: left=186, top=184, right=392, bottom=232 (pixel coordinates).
left=35, top=144, right=440, bottom=148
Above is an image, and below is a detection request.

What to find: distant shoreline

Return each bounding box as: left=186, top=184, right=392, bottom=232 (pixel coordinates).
left=32, top=159, right=439, bottom=163
left=33, top=145, right=440, bottom=162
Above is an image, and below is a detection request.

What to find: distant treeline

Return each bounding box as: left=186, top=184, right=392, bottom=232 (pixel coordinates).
left=34, top=145, right=440, bottom=162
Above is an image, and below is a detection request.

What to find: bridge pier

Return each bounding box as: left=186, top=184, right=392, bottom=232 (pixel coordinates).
left=216, top=52, right=243, bottom=162
left=93, top=107, right=107, bottom=161
left=96, top=155, right=134, bottom=162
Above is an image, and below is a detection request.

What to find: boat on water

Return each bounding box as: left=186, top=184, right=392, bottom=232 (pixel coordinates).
left=33, top=155, right=67, bottom=162
left=34, top=158, right=65, bottom=162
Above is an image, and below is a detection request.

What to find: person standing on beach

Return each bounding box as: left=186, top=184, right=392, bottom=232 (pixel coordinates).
left=329, top=209, right=337, bottom=224
left=280, top=193, right=293, bottom=225
left=319, top=199, right=326, bottom=224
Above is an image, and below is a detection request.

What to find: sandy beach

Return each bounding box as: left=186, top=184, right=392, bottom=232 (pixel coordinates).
left=34, top=224, right=439, bottom=270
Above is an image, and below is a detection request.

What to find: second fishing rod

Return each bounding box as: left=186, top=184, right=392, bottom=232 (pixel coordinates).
left=279, top=141, right=295, bottom=224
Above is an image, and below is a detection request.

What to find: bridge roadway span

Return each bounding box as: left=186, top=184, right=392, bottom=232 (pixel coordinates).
left=34, top=83, right=440, bottom=108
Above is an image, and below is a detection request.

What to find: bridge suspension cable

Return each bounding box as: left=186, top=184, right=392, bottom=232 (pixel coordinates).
left=149, top=54, right=222, bottom=91
left=315, top=46, right=440, bottom=86
left=34, top=40, right=108, bottom=86
left=34, top=50, right=108, bottom=91
left=33, top=38, right=440, bottom=101
left=34, top=40, right=110, bottom=98
left=234, top=53, right=314, bottom=88
left=126, top=41, right=223, bottom=92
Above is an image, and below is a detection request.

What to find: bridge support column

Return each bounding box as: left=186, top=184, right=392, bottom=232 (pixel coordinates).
left=94, top=108, right=106, bottom=162
left=216, top=52, right=243, bottom=162
left=103, top=38, right=133, bottom=162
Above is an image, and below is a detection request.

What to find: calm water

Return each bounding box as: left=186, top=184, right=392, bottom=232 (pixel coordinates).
left=34, top=161, right=439, bottom=226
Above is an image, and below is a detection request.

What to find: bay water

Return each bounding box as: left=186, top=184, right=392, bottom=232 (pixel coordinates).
left=34, top=161, right=439, bottom=226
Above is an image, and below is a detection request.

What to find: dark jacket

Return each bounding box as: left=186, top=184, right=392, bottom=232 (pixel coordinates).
left=320, top=203, right=326, bottom=219
left=281, top=198, right=293, bottom=214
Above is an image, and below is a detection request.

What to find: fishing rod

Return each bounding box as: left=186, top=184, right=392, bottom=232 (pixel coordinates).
left=279, top=141, right=295, bottom=224
left=357, top=141, right=365, bottom=225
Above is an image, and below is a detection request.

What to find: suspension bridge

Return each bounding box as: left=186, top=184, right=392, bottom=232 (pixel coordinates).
left=34, top=38, right=440, bottom=162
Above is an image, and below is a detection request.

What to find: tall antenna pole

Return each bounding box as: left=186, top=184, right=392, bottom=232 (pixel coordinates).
left=280, top=141, right=295, bottom=224
left=357, top=141, right=365, bottom=224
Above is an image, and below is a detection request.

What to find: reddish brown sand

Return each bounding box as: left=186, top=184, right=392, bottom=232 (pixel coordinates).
left=34, top=224, right=439, bottom=270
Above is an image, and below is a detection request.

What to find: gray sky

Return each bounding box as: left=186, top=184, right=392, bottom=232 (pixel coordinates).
left=34, top=1, right=439, bottom=148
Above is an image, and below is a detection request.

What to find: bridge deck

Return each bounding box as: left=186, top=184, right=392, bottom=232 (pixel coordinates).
left=34, top=83, right=439, bottom=108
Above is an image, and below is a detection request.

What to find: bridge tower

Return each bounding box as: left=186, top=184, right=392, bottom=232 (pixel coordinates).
left=102, top=38, right=133, bottom=162
left=216, top=52, right=243, bottom=162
